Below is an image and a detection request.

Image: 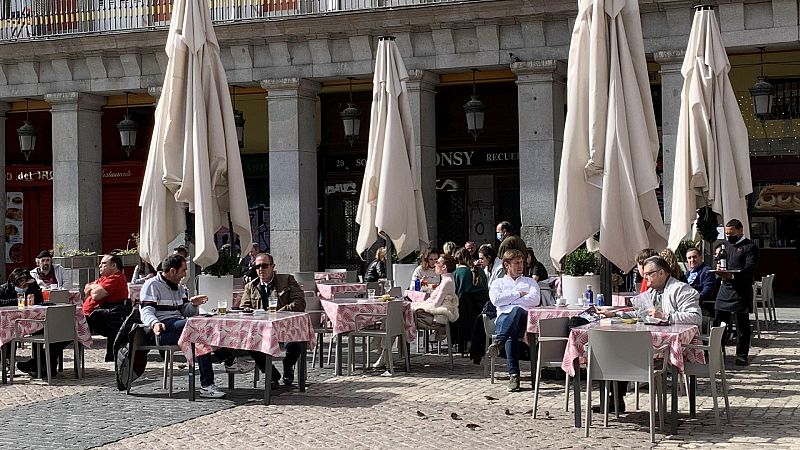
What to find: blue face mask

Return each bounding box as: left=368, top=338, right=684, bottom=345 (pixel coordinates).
left=496, top=232, right=503, bottom=241
left=14, top=286, right=25, bottom=294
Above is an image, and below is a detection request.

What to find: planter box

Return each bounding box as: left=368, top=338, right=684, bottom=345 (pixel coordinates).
left=561, top=275, right=601, bottom=306
left=119, top=254, right=140, bottom=267
left=54, top=255, right=99, bottom=269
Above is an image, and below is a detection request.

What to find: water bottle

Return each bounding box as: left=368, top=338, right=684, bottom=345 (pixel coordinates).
left=596, top=293, right=605, bottom=307
left=414, top=278, right=421, bottom=291
left=584, top=285, right=594, bottom=306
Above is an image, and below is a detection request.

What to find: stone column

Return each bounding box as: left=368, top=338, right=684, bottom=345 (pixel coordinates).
left=655, top=50, right=685, bottom=231
left=0, top=102, right=9, bottom=281
left=405, top=69, right=439, bottom=248
left=260, top=78, right=320, bottom=273
left=511, top=60, right=567, bottom=273
left=45, top=92, right=105, bottom=253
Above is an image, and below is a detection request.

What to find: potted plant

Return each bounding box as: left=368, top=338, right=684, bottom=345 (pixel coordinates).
left=197, top=246, right=240, bottom=314
left=53, top=247, right=99, bottom=269
left=560, top=247, right=600, bottom=306
left=111, top=249, right=140, bottom=267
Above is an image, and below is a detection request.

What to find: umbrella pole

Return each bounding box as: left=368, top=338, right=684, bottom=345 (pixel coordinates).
left=599, top=254, right=613, bottom=303
left=382, top=234, right=394, bottom=284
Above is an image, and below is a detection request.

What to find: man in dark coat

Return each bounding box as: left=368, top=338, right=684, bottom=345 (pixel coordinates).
left=685, top=247, right=717, bottom=317
left=714, top=219, right=759, bottom=366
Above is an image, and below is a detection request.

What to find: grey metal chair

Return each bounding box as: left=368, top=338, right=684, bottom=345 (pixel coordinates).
left=305, top=292, right=334, bottom=368
left=10, top=304, right=81, bottom=385
left=482, top=313, right=499, bottom=381
left=682, top=322, right=731, bottom=431
left=348, top=300, right=409, bottom=375
left=47, top=289, right=71, bottom=304
left=584, top=329, right=668, bottom=443
left=414, top=308, right=455, bottom=370
left=532, top=317, right=571, bottom=418
left=293, top=271, right=316, bottom=284
left=126, top=324, right=182, bottom=397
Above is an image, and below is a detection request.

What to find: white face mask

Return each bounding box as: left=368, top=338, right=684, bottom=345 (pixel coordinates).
left=15, top=286, right=25, bottom=294
left=496, top=232, right=503, bottom=241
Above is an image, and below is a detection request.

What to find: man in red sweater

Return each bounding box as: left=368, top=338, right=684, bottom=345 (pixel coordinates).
left=84, top=254, right=130, bottom=361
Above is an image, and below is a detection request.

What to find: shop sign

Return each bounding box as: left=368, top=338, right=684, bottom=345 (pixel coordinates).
left=436, top=150, right=518, bottom=168
left=6, top=166, right=142, bottom=182
left=324, top=155, right=368, bottom=173
left=325, top=182, right=357, bottom=195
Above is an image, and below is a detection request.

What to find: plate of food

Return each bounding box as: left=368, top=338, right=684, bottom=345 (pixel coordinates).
left=5, top=224, right=19, bottom=241
left=8, top=243, right=22, bottom=262
left=5, top=208, right=22, bottom=222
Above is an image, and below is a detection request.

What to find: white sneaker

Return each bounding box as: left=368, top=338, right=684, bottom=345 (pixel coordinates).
left=225, top=358, right=256, bottom=374
left=199, top=384, right=226, bottom=398
left=372, top=351, right=388, bottom=369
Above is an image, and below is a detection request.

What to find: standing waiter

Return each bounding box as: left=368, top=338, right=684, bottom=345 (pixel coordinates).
left=715, top=219, right=759, bottom=366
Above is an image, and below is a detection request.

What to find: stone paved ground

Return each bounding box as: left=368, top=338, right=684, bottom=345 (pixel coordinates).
left=2, top=311, right=800, bottom=449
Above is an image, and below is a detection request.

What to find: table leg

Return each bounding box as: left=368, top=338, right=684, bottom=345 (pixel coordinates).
left=671, top=365, right=678, bottom=435
left=689, top=374, right=697, bottom=418
left=299, top=342, right=307, bottom=392
left=573, top=359, right=581, bottom=428
left=1, top=343, right=6, bottom=385
left=335, top=334, right=343, bottom=376
left=227, top=372, right=234, bottom=390
left=189, top=344, right=196, bottom=402
left=599, top=381, right=606, bottom=412
left=528, top=333, right=536, bottom=390
left=264, top=354, right=273, bottom=406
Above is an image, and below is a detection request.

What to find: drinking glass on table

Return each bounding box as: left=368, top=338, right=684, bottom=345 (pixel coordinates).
left=367, top=289, right=376, bottom=301
left=268, top=292, right=278, bottom=312
left=218, top=300, right=228, bottom=315
left=17, top=293, right=25, bottom=310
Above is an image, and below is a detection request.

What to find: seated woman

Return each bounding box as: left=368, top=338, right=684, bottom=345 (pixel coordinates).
left=660, top=248, right=688, bottom=283
left=409, top=248, right=440, bottom=289
left=364, top=247, right=387, bottom=282
left=131, top=260, right=156, bottom=284
left=453, top=248, right=489, bottom=355
left=411, top=254, right=459, bottom=341
left=524, top=247, right=549, bottom=281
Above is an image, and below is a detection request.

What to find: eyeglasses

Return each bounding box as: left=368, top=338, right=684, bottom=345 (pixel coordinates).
left=642, top=269, right=662, bottom=278
left=255, top=263, right=274, bottom=269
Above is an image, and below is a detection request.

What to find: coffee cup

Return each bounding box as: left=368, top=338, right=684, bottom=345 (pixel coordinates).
left=556, top=297, right=567, bottom=306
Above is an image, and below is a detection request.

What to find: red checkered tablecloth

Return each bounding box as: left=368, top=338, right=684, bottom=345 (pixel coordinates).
left=561, top=322, right=705, bottom=376
left=316, top=282, right=366, bottom=300
left=315, top=272, right=347, bottom=281
left=525, top=306, right=587, bottom=334
left=177, top=311, right=316, bottom=363
left=403, top=290, right=428, bottom=303
left=320, top=299, right=416, bottom=343
left=0, top=305, right=93, bottom=347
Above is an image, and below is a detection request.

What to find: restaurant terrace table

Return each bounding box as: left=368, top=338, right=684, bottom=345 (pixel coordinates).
left=560, top=321, right=705, bottom=433
left=177, top=311, right=316, bottom=405
left=525, top=306, right=587, bottom=335
left=0, top=305, right=93, bottom=383
left=320, top=298, right=416, bottom=375
left=316, top=282, right=367, bottom=300
left=128, top=284, right=244, bottom=307
left=314, top=271, right=347, bottom=282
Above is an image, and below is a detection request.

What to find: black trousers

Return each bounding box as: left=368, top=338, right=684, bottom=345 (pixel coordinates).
left=715, top=310, right=751, bottom=358
left=250, top=342, right=302, bottom=378
left=86, top=303, right=132, bottom=361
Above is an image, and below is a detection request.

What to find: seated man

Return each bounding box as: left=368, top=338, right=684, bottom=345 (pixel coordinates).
left=486, top=249, right=541, bottom=392
left=684, top=247, right=716, bottom=317
left=140, top=254, right=250, bottom=398
left=603, top=256, right=702, bottom=412
left=240, top=253, right=305, bottom=386
left=1, top=269, right=54, bottom=377
left=84, top=254, right=131, bottom=362
left=30, top=250, right=69, bottom=289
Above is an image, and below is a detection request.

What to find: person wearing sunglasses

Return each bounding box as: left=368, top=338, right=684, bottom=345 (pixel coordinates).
left=240, top=253, right=306, bottom=386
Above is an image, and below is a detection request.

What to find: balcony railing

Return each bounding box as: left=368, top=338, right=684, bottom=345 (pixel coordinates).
left=0, top=0, right=462, bottom=41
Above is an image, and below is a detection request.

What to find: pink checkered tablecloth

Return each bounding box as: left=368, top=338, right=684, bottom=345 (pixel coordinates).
left=0, top=305, right=93, bottom=347
left=320, top=299, right=416, bottom=343
left=129, top=283, right=244, bottom=306
left=316, top=282, right=366, bottom=300
left=315, top=272, right=347, bottom=281
left=403, top=290, right=428, bottom=303
left=177, top=311, right=316, bottom=363
left=69, top=290, right=82, bottom=304
left=526, top=306, right=587, bottom=334
left=561, top=322, right=705, bottom=376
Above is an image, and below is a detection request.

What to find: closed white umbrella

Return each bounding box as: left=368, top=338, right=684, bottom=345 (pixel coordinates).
left=668, top=6, right=752, bottom=249
left=139, top=0, right=252, bottom=268
left=550, top=0, right=667, bottom=272
left=356, top=36, right=429, bottom=268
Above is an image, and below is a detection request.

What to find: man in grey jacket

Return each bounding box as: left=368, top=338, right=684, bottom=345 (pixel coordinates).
left=639, top=256, right=702, bottom=327
left=30, top=250, right=69, bottom=289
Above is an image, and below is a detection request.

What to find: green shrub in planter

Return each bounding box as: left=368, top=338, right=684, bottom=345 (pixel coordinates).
left=676, top=239, right=700, bottom=262
left=563, top=247, right=598, bottom=276
left=201, top=247, right=242, bottom=277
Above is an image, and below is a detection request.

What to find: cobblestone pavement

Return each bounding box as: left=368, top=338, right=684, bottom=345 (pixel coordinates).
left=1, top=317, right=799, bottom=449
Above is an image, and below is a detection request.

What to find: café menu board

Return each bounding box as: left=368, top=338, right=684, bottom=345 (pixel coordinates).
left=5, top=192, right=23, bottom=263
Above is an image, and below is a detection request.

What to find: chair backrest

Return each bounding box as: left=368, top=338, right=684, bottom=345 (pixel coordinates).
left=707, top=322, right=726, bottom=375
left=762, top=274, right=774, bottom=301
left=384, top=300, right=405, bottom=338
left=392, top=263, right=417, bottom=290
left=294, top=271, right=316, bottom=283
left=47, top=289, right=71, bottom=304
left=537, top=317, right=570, bottom=363
left=333, top=292, right=364, bottom=300
left=304, top=292, right=323, bottom=327
left=538, top=281, right=555, bottom=306
left=325, top=268, right=348, bottom=273
left=44, top=305, right=78, bottom=343
left=366, top=282, right=382, bottom=295
left=482, top=313, right=496, bottom=336
left=388, top=286, right=402, bottom=297
left=346, top=270, right=359, bottom=282
left=701, top=315, right=713, bottom=336
left=297, top=280, right=316, bottom=293
left=586, top=329, right=653, bottom=383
